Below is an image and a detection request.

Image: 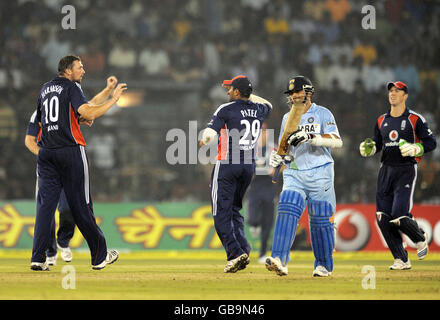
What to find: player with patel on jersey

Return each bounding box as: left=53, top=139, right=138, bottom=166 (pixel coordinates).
left=200, top=75, right=272, bottom=273
left=359, top=81, right=436, bottom=270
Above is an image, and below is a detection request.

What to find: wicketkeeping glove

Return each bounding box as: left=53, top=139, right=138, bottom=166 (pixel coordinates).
left=359, top=138, right=376, bottom=157
left=399, top=139, right=424, bottom=157
left=287, top=129, right=315, bottom=147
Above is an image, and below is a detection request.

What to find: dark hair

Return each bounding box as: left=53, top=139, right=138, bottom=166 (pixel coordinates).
left=238, top=89, right=252, bottom=99
left=58, top=55, right=81, bottom=75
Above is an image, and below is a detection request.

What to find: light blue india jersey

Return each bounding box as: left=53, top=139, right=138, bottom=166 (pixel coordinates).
left=279, top=102, right=340, bottom=171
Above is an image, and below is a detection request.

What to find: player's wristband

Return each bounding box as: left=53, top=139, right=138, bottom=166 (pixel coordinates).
left=310, top=134, right=343, bottom=148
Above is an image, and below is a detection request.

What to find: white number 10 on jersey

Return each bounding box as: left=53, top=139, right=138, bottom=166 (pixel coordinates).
left=43, top=96, right=60, bottom=124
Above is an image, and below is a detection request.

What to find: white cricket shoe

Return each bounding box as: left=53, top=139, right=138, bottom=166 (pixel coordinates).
left=389, top=258, right=411, bottom=270
left=57, top=243, right=73, bottom=262
left=313, top=265, right=332, bottom=277
left=237, top=255, right=250, bottom=271
left=249, top=226, right=261, bottom=239
left=30, top=262, right=50, bottom=271
left=258, top=256, right=267, bottom=264
left=92, top=250, right=119, bottom=270
left=265, top=256, right=288, bottom=276
left=46, top=255, right=57, bottom=266
left=416, top=233, right=428, bottom=260
left=224, top=253, right=248, bottom=273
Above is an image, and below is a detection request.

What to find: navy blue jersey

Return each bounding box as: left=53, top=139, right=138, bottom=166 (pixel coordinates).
left=207, top=99, right=271, bottom=163
left=35, top=77, right=88, bottom=148
left=26, top=110, right=41, bottom=138
left=373, top=108, right=436, bottom=165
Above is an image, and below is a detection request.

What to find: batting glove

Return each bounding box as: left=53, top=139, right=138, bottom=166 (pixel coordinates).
left=269, top=151, right=293, bottom=168
left=399, top=139, right=424, bottom=157
left=359, top=138, right=376, bottom=157
left=287, top=129, right=315, bottom=147
left=269, top=151, right=283, bottom=167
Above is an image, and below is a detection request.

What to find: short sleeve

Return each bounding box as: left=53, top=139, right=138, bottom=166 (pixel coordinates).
left=70, top=82, right=88, bottom=112
left=26, top=110, right=40, bottom=136
left=322, top=109, right=340, bottom=136
left=207, top=105, right=228, bottom=133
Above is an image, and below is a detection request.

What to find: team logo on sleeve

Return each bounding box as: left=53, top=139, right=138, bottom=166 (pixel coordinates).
left=389, top=130, right=399, bottom=141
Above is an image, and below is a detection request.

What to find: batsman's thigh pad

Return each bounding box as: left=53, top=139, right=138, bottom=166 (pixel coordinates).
left=308, top=200, right=335, bottom=271
left=272, top=190, right=305, bottom=265
left=377, top=212, right=408, bottom=261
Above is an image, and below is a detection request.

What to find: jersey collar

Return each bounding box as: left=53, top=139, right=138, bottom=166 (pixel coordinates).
left=385, top=107, right=410, bottom=117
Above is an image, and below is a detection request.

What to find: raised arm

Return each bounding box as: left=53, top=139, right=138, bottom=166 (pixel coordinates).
left=89, top=76, right=118, bottom=105
left=78, top=83, right=127, bottom=121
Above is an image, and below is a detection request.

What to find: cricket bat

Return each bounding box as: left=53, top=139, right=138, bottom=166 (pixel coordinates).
left=272, top=103, right=306, bottom=183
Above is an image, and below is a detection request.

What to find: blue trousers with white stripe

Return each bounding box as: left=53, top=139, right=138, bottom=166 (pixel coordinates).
left=31, top=145, right=107, bottom=265
left=210, top=161, right=254, bottom=261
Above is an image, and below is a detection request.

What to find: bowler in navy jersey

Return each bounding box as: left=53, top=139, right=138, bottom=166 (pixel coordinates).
left=30, top=55, right=127, bottom=270
left=360, top=81, right=436, bottom=270
left=200, top=75, right=272, bottom=273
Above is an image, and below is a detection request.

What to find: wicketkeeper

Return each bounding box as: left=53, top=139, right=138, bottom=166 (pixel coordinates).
left=359, top=81, right=436, bottom=270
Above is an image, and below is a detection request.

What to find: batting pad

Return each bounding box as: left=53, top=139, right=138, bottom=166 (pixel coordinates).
left=271, top=190, right=305, bottom=265
left=308, top=200, right=335, bottom=272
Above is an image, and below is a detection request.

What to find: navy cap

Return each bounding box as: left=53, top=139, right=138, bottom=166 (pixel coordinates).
left=284, top=76, right=314, bottom=94
left=223, top=75, right=253, bottom=95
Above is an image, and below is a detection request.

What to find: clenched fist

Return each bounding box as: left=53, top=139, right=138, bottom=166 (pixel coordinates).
left=106, top=76, right=118, bottom=90
left=288, top=129, right=314, bottom=147
left=269, top=151, right=292, bottom=168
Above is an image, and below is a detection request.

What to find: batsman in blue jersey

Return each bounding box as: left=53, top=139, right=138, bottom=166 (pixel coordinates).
left=267, top=76, right=343, bottom=277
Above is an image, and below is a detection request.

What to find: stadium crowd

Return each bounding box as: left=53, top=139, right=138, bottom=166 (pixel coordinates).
left=0, top=0, right=439, bottom=204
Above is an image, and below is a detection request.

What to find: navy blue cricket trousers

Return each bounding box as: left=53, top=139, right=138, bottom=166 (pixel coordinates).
left=376, top=163, right=417, bottom=218
left=210, top=161, right=254, bottom=261
left=31, top=145, right=107, bottom=265
left=45, top=189, right=75, bottom=257
left=247, top=178, right=276, bottom=257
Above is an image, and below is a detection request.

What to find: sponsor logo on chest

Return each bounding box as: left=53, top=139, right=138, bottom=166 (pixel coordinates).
left=299, top=123, right=320, bottom=133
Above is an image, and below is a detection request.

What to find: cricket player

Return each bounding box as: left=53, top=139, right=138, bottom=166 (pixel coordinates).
left=30, top=55, right=127, bottom=271
left=267, top=76, right=342, bottom=277
left=25, top=75, right=118, bottom=265
left=200, top=75, right=272, bottom=273
left=359, top=81, right=436, bottom=270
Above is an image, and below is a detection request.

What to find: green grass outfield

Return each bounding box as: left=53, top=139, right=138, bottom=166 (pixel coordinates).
left=0, top=250, right=439, bottom=300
